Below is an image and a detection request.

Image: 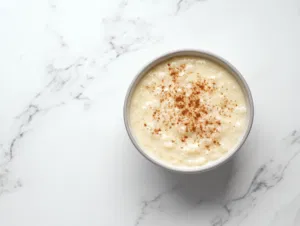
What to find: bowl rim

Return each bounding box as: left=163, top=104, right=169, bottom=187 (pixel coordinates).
left=123, top=49, right=254, bottom=174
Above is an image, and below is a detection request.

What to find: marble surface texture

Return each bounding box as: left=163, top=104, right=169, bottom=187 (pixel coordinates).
left=0, top=0, right=300, bottom=225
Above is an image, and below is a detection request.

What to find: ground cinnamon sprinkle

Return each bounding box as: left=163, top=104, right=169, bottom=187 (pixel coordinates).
left=153, top=128, right=161, bottom=135
left=144, top=62, right=237, bottom=150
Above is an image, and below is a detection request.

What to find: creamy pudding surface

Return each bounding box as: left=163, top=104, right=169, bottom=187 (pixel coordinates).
left=129, top=56, right=247, bottom=168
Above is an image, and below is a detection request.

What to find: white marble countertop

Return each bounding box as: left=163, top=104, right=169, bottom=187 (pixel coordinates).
left=1, top=0, right=300, bottom=225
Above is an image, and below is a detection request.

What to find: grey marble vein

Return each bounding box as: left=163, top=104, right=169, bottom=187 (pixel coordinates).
left=134, top=185, right=179, bottom=226
left=176, top=0, right=185, bottom=14
left=0, top=1, right=162, bottom=185
left=209, top=130, right=300, bottom=226
left=101, top=1, right=161, bottom=67
left=127, top=130, right=300, bottom=226
left=46, top=25, right=68, bottom=49
left=175, top=0, right=206, bottom=15
left=0, top=170, right=22, bottom=196
left=101, top=19, right=161, bottom=67
left=128, top=130, right=300, bottom=226
left=48, top=0, right=57, bottom=10
left=0, top=57, right=96, bottom=195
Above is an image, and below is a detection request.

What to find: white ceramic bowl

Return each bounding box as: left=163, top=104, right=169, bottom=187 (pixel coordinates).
left=124, top=50, right=254, bottom=173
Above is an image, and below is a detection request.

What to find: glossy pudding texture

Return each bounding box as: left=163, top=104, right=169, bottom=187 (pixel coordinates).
left=129, top=56, right=247, bottom=168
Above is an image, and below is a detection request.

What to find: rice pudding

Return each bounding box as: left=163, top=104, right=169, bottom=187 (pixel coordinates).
left=129, top=56, right=248, bottom=168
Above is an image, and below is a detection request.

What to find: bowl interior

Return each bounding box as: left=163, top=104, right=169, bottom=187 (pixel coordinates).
left=124, top=50, right=254, bottom=173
